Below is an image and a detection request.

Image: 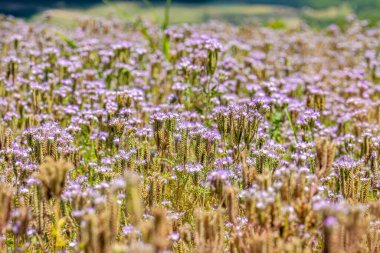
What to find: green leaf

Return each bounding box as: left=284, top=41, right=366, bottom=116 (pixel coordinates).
left=55, top=31, right=78, bottom=49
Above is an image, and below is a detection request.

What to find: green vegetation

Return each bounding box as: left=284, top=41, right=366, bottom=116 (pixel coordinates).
left=2, top=0, right=380, bottom=27
left=30, top=2, right=355, bottom=28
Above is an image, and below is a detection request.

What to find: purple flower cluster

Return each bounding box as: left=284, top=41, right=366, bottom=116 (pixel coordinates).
left=0, top=15, right=379, bottom=252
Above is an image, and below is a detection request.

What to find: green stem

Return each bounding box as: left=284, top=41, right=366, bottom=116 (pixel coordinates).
left=285, top=108, right=298, bottom=142
left=163, top=0, right=172, bottom=30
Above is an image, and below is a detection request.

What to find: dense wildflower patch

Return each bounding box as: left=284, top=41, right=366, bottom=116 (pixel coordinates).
left=0, top=16, right=379, bottom=252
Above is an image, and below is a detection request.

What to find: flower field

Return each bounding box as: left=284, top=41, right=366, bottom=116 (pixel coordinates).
left=0, top=15, right=379, bottom=252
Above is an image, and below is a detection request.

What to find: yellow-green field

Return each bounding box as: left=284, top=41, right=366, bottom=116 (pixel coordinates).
left=30, top=2, right=353, bottom=28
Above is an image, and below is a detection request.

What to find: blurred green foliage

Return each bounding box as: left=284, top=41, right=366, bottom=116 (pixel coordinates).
left=2, top=0, right=380, bottom=27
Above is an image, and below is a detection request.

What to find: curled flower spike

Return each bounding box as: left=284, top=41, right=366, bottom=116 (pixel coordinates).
left=315, top=137, right=335, bottom=177
left=36, top=157, right=73, bottom=200
left=0, top=185, right=12, bottom=233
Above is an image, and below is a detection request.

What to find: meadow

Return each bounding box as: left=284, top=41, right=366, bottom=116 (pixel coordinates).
left=0, top=6, right=379, bottom=253
left=28, top=2, right=353, bottom=29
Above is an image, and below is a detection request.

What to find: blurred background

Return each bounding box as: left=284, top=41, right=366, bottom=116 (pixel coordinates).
left=1, top=0, right=379, bottom=27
